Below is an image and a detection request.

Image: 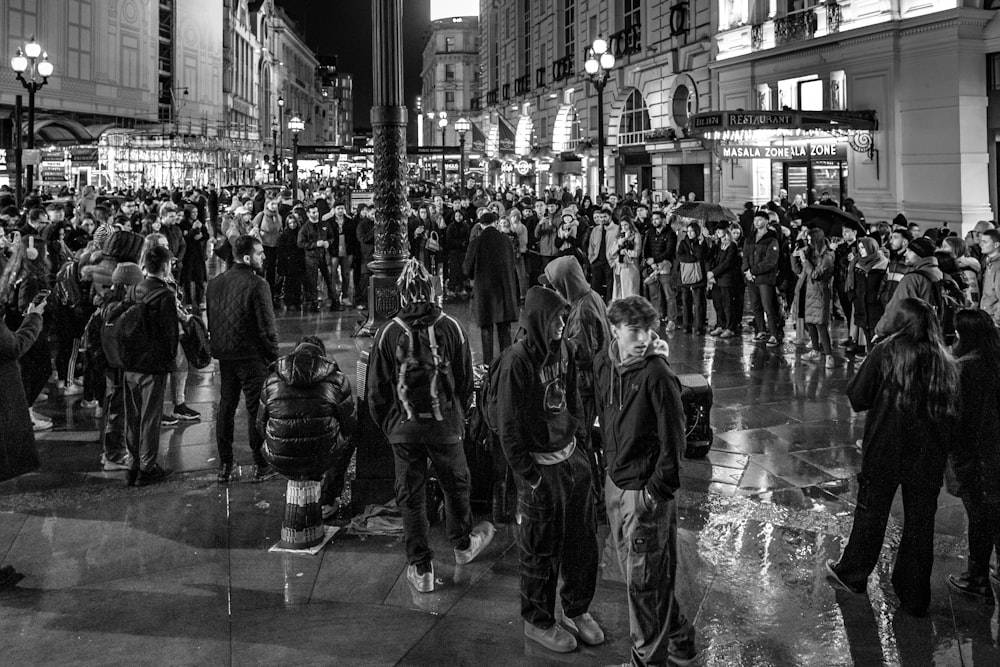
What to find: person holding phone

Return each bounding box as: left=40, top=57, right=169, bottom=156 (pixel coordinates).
left=0, top=289, right=47, bottom=481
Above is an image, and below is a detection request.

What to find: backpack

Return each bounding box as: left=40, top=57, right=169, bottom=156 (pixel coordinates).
left=53, top=260, right=83, bottom=308
left=180, top=315, right=212, bottom=369
left=393, top=313, right=456, bottom=422
left=101, top=288, right=170, bottom=370
left=915, top=269, right=964, bottom=345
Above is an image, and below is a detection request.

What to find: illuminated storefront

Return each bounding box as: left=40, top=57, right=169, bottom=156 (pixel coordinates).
left=99, top=131, right=260, bottom=188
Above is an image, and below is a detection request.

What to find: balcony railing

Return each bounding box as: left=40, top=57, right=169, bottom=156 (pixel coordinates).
left=514, top=74, right=530, bottom=96
left=751, top=24, right=764, bottom=51
left=551, top=54, right=574, bottom=83
left=774, top=8, right=818, bottom=46
left=470, top=96, right=482, bottom=112
left=608, top=22, right=642, bottom=58
left=502, top=83, right=511, bottom=100
left=827, top=2, right=842, bottom=33
left=486, top=88, right=498, bottom=106
left=535, top=66, right=546, bottom=88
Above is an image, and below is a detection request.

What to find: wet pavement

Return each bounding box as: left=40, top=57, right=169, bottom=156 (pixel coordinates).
left=2, top=301, right=998, bottom=666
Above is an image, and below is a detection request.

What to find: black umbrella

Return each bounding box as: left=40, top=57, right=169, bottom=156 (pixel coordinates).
left=798, top=204, right=865, bottom=238
left=673, top=201, right=738, bottom=223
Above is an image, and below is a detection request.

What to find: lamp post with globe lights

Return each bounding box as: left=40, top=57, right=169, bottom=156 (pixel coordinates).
left=438, top=113, right=448, bottom=192
left=584, top=37, right=615, bottom=195
left=277, top=96, right=285, bottom=182
left=10, top=36, right=53, bottom=198
left=288, top=114, right=304, bottom=197
left=455, top=117, right=471, bottom=198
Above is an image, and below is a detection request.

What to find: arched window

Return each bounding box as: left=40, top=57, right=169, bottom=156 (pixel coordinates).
left=515, top=114, right=534, bottom=156
left=552, top=105, right=582, bottom=152
left=618, top=89, right=651, bottom=146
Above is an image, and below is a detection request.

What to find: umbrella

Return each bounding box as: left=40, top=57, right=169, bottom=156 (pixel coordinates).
left=798, top=204, right=865, bottom=238
left=673, top=201, right=738, bottom=223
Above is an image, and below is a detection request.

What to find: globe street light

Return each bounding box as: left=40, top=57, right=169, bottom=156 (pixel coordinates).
left=585, top=37, right=615, bottom=195
left=454, top=117, right=471, bottom=198
left=288, top=114, right=305, bottom=196
left=10, top=36, right=54, bottom=200
left=277, top=95, right=285, bottom=182
left=438, top=115, right=448, bottom=193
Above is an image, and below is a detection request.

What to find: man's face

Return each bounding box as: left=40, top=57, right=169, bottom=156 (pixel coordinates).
left=636, top=207, right=648, bottom=219
left=307, top=207, right=319, bottom=221
left=612, top=322, right=652, bottom=360
left=779, top=189, right=788, bottom=199
left=48, top=208, right=64, bottom=222
left=547, top=203, right=559, bottom=215
left=843, top=228, right=857, bottom=244
left=980, top=235, right=999, bottom=257
left=433, top=196, right=444, bottom=209
left=889, top=233, right=907, bottom=251
left=753, top=215, right=768, bottom=231
left=549, top=314, right=566, bottom=341
left=162, top=211, right=177, bottom=225
left=651, top=214, right=664, bottom=229
left=908, top=223, right=921, bottom=235
left=246, top=243, right=265, bottom=272
left=33, top=213, right=50, bottom=228
left=534, top=202, right=546, bottom=217
left=608, top=195, right=619, bottom=207
left=121, top=202, right=135, bottom=215
left=266, top=199, right=278, bottom=211
left=334, top=205, right=346, bottom=218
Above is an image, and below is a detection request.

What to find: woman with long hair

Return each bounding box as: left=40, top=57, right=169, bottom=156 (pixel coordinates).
left=612, top=216, right=643, bottom=300
left=827, top=298, right=960, bottom=616
left=851, top=237, right=888, bottom=353
left=675, top=221, right=708, bottom=333
left=507, top=208, right=529, bottom=301
left=946, top=309, right=1000, bottom=601
left=793, top=228, right=838, bottom=366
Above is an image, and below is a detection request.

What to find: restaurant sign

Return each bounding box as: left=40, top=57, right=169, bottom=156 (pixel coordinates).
left=720, top=143, right=847, bottom=160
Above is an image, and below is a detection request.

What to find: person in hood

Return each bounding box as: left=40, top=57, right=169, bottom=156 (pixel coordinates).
left=850, top=237, right=888, bottom=353
left=496, top=285, right=604, bottom=654
left=367, top=259, right=494, bottom=595
left=251, top=197, right=283, bottom=300
left=593, top=295, right=697, bottom=667
left=257, top=336, right=356, bottom=519
left=873, top=236, right=942, bottom=339
left=941, top=236, right=982, bottom=307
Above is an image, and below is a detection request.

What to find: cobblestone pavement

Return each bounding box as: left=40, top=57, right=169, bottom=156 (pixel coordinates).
left=1, top=301, right=997, bottom=666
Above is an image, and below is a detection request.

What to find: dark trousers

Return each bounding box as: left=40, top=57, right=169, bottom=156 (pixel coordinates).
left=263, top=246, right=279, bottom=296
left=835, top=477, right=940, bottom=613
left=55, top=331, right=77, bottom=382
left=606, top=477, right=695, bottom=666
left=480, top=322, right=511, bottom=366
left=748, top=283, right=781, bottom=338
left=102, top=368, right=126, bottom=462
left=733, top=281, right=746, bottom=330
left=357, top=267, right=371, bottom=306
left=837, top=288, right=854, bottom=325
left=391, top=440, right=473, bottom=566
left=283, top=270, right=304, bottom=307
left=319, top=257, right=337, bottom=305
left=123, top=372, right=166, bottom=472
left=516, top=447, right=598, bottom=628
left=591, top=261, right=613, bottom=302
left=185, top=281, right=206, bottom=315
left=20, top=334, right=51, bottom=406
left=806, top=322, right=833, bottom=354
left=303, top=257, right=320, bottom=305
left=680, top=285, right=706, bottom=331
left=83, top=354, right=106, bottom=403
left=712, top=285, right=733, bottom=330
left=321, top=436, right=357, bottom=504
left=961, top=494, right=1000, bottom=578
left=216, top=358, right=267, bottom=467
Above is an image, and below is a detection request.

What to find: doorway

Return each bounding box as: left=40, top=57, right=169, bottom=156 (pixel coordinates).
left=774, top=160, right=847, bottom=205
left=668, top=164, right=705, bottom=201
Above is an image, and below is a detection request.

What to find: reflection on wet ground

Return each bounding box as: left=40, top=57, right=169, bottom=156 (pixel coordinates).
left=1, top=303, right=997, bottom=665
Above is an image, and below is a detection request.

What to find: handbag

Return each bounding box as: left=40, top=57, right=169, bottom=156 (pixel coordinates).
left=679, top=262, right=703, bottom=285
left=425, top=231, right=441, bottom=253
left=180, top=315, right=212, bottom=369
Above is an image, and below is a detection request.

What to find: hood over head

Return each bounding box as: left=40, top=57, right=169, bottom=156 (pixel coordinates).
left=541, top=256, right=591, bottom=302
left=519, top=285, right=570, bottom=362
left=276, top=342, right=340, bottom=387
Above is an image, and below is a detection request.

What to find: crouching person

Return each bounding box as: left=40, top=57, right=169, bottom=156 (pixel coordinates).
left=594, top=295, right=697, bottom=667
left=257, top=336, right=357, bottom=518
left=496, top=285, right=604, bottom=653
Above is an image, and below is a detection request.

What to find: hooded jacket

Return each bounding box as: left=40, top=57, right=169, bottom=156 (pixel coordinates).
left=874, top=256, right=943, bottom=338
left=741, top=227, right=780, bottom=285
left=252, top=208, right=283, bottom=248
left=543, top=257, right=609, bottom=400
left=367, top=302, right=473, bottom=445
left=593, top=333, right=684, bottom=503
left=496, top=286, right=585, bottom=485
left=981, top=253, right=1000, bottom=327
left=258, top=342, right=356, bottom=480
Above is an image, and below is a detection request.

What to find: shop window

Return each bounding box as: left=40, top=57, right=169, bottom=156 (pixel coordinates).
left=619, top=89, right=651, bottom=146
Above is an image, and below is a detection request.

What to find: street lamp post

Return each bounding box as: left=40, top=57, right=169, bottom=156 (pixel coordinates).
left=10, top=36, right=53, bottom=199
left=277, top=96, right=285, bottom=182
left=271, top=120, right=278, bottom=181
left=438, top=113, right=448, bottom=193
left=585, top=37, right=615, bottom=196
left=455, top=117, right=470, bottom=199
left=288, top=114, right=304, bottom=197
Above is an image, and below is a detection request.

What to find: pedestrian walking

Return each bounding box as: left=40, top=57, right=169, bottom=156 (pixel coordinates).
left=462, top=211, right=519, bottom=365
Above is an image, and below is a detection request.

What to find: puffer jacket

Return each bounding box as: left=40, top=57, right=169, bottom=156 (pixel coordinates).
left=742, top=228, right=780, bottom=285
left=874, top=256, right=942, bottom=338
left=258, top=342, right=356, bottom=480
left=792, top=246, right=835, bottom=325
left=296, top=220, right=329, bottom=262
left=205, top=263, right=278, bottom=362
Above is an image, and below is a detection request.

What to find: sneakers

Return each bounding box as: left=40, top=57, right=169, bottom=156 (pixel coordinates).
left=708, top=327, right=723, bottom=336
left=753, top=332, right=769, bottom=342
left=801, top=350, right=822, bottom=362
left=60, top=382, right=83, bottom=396
left=718, top=329, right=735, bottom=339
left=101, top=454, right=131, bottom=471
left=454, top=521, right=496, bottom=565
left=251, top=464, right=280, bottom=483
left=161, top=414, right=179, bottom=427
left=173, top=404, right=201, bottom=421
left=80, top=399, right=100, bottom=409
left=217, top=462, right=234, bottom=484
left=825, top=559, right=866, bottom=594
left=561, top=612, right=605, bottom=646
left=136, top=463, right=172, bottom=487
left=765, top=336, right=781, bottom=348
left=406, top=562, right=435, bottom=593
left=947, top=572, right=994, bottom=602
left=523, top=621, right=577, bottom=653
left=30, top=410, right=52, bottom=432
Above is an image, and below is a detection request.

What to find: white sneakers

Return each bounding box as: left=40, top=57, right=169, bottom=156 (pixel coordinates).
left=561, top=612, right=605, bottom=646
left=406, top=562, right=435, bottom=593
left=30, top=409, right=52, bottom=432
left=524, top=622, right=578, bottom=653
left=454, top=521, right=496, bottom=565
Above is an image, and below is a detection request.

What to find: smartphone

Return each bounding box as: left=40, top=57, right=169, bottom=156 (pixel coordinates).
left=32, top=290, right=51, bottom=306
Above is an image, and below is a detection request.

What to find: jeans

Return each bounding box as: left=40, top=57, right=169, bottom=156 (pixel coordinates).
left=516, top=446, right=597, bottom=628
left=102, top=368, right=126, bottom=463
left=748, top=283, right=781, bottom=338
left=680, top=285, right=706, bottom=331
left=606, top=477, right=696, bottom=666
left=123, top=372, right=166, bottom=472
left=216, top=358, right=268, bottom=467
left=712, top=285, right=733, bottom=330
left=480, top=322, right=511, bottom=366
left=961, top=494, right=1000, bottom=579
left=591, top=262, right=613, bottom=302
left=644, top=265, right=678, bottom=323
left=303, top=256, right=321, bottom=305
left=20, top=333, right=51, bottom=406
left=806, top=323, right=833, bottom=354
left=170, top=345, right=188, bottom=408
left=391, top=441, right=473, bottom=566
left=834, top=476, right=940, bottom=613
left=263, top=246, right=279, bottom=295
left=321, top=436, right=358, bottom=504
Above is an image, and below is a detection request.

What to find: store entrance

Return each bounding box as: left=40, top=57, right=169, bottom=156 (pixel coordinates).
left=774, top=160, right=847, bottom=205
left=668, top=164, right=705, bottom=201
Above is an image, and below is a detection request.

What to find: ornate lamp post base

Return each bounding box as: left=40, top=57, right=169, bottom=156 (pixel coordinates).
left=277, top=479, right=324, bottom=550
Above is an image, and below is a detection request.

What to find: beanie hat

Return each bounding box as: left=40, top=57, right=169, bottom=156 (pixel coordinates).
left=478, top=211, right=498, bottom=226
left=111, top=262, right=143, bottom=286
left=908, top=236, right=936, bottom=259
left=892, top=213, right=908, bottom=229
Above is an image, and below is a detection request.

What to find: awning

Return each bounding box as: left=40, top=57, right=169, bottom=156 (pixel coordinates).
left=497, top=115, right=516, bottom=155
left=470, top=121, right=487, bottom=153
left=688, top=109, right=877, bottom=138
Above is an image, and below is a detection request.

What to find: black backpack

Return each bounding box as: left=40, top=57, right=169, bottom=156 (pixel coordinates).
left=53, top=260, right=83, bottom=308
left=393, top=313, right=456, bottom=422
left=915, top=269, right=964, bottom=345
left=101, top=288, right=170, bottom=370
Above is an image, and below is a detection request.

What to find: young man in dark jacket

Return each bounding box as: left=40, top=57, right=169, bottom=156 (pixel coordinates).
left=496, top=285, right=604, bottom=654
left=367, top=259, right=494, bottom=594
left=642, top=210, right=678, bottom=330
left=873, top=236, right=942, bottom=339
left=206, top=235, right=279, bottom=483
left=742, top=211, right=782, bottom=346
left=122, top=246, right=179, bottom=486
left=593, top=295, right=697, bottom=667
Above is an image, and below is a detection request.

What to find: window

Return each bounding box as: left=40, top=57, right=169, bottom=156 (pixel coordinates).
left=523, top=0, right=532, bottom=76
left=7, top=0, right=38, bottom=46
left=445, top=91, right=455, bottom=109
left=445, top=64, right=456, bottom=81
left=797, top=79, right=823, bottom=111
left=563, top=0, right=575, bottom=58
left=121, top=34, right=139, bottom=88
left=445, top=36, right=455, bottom=52
left=619, top=89, right=651, bottom=145
left=623, top=0, right=641, bottom=29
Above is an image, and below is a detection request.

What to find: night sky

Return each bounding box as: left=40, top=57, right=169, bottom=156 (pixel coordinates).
left=277, top=0, right=431, bottom=141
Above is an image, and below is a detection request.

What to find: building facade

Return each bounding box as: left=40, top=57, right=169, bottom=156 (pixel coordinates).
left=318, top=58, right=353, bottom=146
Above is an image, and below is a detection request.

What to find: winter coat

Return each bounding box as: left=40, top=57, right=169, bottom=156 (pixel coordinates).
left=253, top=209, right=283, bottom=248
left=535, top=216, right=559, bottom=257
left=496, top=287, right=586, bottom=485
left=676, top=236, right=709, bottom=288
left=874, top=256, right=942, bottom=338
left=445, top=219, right=470, bottom=254
left=125, top=277, right=179, bottom=374
left=587, top=222, right=620, bottom=265
left=205, top=263, right=278, bottom=363
left=706, top=242, right=740, bottom=287
left=367, top=303, right=473, bottom=445
left=463, top=226, right=520, bottom=327
left=852, top=265, right=887, bottom=331
left=981, top=253, right=1000, bottom=328
left=593, top=334, right=684, bottom=504
left=847, top=342, right=954, bottom=486
left=955, top=256, right=981, bottom=306
left=161, top=224, right=187, bottom=266
left=277, top=227, right=305, bottom=276
left=950, top=351, right=1000, bottom=506
left=356, top=216, right=375, bottom=264
left=296, top=220, right=330, bottom=263
left=742, top=228, right=781, bottom=286
left=258, top=341, right=356, bottom=480
left=792, top=247, right=835, bottom=325
left=181, top=223, right=209, bottom=284
left=0, top=312, right=42, bottom=482
left=641, top=224, right=678, bottom=266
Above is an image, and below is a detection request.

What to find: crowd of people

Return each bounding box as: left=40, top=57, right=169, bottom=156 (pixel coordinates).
left=0, top=177, right=997, bottom=659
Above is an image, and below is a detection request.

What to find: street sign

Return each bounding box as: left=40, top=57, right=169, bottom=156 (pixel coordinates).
left=21, top=149, right=41, bottom=166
